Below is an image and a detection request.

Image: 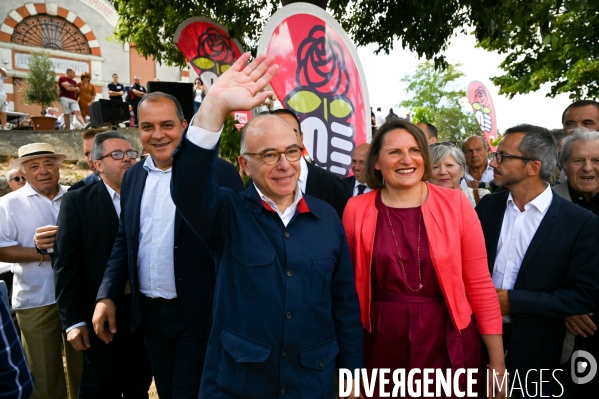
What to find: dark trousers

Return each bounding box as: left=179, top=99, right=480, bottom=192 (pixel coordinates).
left=141, top=296, right=205, bottom=399
left=131, top=101, right=141, bottom=127
left=503, top=323, right=561, bottom=398
left=79, top=295, right=152, bottom=399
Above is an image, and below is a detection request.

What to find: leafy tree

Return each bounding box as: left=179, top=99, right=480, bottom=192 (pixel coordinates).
left=219, top=114, right=242, bottom=167
left=21, top=51, right=59, bottom=115
left=399, top=62, right=481, bottom=143
left=474, top=0, right=598, bottom=99
left=108, top=0, right=598, bottom=99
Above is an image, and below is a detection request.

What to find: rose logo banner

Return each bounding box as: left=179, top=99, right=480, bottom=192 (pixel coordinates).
left=467, top=81, right=498, bottom=150
left=258, top=3, right=370, bottom=177
left=174, top=17, right=244, bottom=88
left=174, top=17, right=251, bottom=128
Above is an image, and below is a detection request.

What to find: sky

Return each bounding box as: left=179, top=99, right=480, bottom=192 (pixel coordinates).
left=357, top=32, right=572, bottom=132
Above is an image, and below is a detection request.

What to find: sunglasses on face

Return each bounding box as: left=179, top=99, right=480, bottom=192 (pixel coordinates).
left=10, top=176, right=26, bottom=182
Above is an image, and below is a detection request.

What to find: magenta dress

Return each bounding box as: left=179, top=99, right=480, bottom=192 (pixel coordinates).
left=363, top=191, right=485, bottom=398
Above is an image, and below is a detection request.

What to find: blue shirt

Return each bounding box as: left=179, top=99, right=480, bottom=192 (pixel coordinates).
left=0, top=298, right=33, bottom=399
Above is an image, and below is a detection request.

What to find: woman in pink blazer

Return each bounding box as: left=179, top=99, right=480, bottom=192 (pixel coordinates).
left=342, top=120, right=506, bottom=398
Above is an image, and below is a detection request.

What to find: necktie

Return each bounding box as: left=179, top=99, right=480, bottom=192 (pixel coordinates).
left=357, top=184, right=367, bottom=195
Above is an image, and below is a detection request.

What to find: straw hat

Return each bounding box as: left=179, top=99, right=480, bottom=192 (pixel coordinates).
left=9, top=143, right=67, bottom=169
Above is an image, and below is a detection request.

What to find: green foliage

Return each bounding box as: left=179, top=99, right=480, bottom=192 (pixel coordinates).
left=108, top=0, right=598, bottom=99
left=399, top=62, right=481, bottom=143
left=109, top=0, right=280, bottom=67
left=411, top=107, right=434, bottom=124
left=219, top=113, right=242, bottom=168
left=474, top=0, right=598, bottom=99
left=21, top=51, right=59, bottom=114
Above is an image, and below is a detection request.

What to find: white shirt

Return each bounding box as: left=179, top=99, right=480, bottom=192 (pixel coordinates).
left=186, top=124, right=302, bottom=226
left=103, top=181, right=121, bottom=219
left=460, top=161, right=495, bottom=190
left=0, top=73, right=6, bottom=97
left=492, top=184, right=553, bottom=323
left=0, top=183, right=66, bottom=309
left=352, top=179, right=372, bottom=197
left=375, top=111, right=385, bottom=128
left=137, top=156, right=177, bottom=299
left=298, top=157, right=308, bottom=194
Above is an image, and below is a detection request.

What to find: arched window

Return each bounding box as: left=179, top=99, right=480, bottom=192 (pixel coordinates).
left=11, top=15, right=90, bottom=54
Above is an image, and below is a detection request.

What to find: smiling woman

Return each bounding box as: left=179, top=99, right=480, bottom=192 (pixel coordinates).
left=342, top=119, right=507, bottom=398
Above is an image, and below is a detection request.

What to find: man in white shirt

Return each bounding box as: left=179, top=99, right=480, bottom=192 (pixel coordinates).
left=0, top=143, right=82, bottom=399
left=53, top=131, right=152, bottom=398
left=461, top=135, right=495, bottom=190
left=342, top=143, right=372, bottom=196
left=476, top=125, right=599, bottom=397
left=375, top=107, right=386, bottom=129
left=92, top=93, right=244, bottom=399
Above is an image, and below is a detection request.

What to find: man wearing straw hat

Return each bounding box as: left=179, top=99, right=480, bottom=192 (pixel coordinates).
left=0, top=143, right=82, bottom=399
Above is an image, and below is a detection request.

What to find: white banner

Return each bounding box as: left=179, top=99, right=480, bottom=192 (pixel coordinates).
left=78, top=0, right=118, bottom=27
left=15, top=53, right=90, bottom=76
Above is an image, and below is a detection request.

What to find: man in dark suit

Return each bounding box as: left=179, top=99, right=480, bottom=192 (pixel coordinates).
left=171, top=53, right=363, bottom=398
left=269, top=108, right=351, bottom=218
left=476, top=124, right=599, bottom=397
left=92, top=92, right=244, bottom=399
left=342, top=143, right=371, bottom=196
left=54, top=131, right=152, bottom=398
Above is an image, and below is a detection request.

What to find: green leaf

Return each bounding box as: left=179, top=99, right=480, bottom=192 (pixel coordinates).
left=221, top=64, right=231, bottom=73
left=329, top=99, right=353, bottom=118
left=193, top=57, right=215, bottom=70
left=287, top=90, right=322, bottom=114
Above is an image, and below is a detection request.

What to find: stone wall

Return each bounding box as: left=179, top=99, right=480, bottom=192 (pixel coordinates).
left=0, top=129, right=142, bottom=163
left=0, top=128, right=142, bottom=196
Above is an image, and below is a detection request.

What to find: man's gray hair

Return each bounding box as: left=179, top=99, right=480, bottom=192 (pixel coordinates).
left=92, top=131, right=132, bottom=161
left=503, top=124, right=557, bottom=182
left=431, top=145, right=466, bottom=173
left=560, top=128, right=599, bottom=164
left=461, top=135, right=489, bottom=152
left=5, top=169, right=19, bottom=181
left=136, top=92, right=185, bottom=124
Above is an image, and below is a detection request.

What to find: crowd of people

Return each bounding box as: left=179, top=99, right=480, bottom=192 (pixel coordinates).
left=1, top=53, right=599, bottom=399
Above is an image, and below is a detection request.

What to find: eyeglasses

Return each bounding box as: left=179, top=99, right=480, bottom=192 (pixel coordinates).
left=244, top=146, right=303, bottom=165
left=98, top=150, right=138, bottom=160
left=81, top=76, right=90, bottom=79
left=492, top=152, right=536, bottom=163
left=430, top=141, right=457, bottom=148
left=9, top=176, right=26, bottom=182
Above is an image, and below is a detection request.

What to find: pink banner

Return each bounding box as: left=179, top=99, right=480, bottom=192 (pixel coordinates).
left=258, top=4, right=370, bottom=177
left=467, top=81, right=498, bottom=150
left=174, top=17, right=250, bottom=128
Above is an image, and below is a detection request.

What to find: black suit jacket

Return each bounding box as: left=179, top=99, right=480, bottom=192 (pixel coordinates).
left=342, top=176, right=356, bottom=196
left=476, top=190, right=599, bottom=373
left=54, top=181, right=121, bottom=330
left=305, top=162, right=351, bottom=218
left=96, top=157, right=244, bottom=338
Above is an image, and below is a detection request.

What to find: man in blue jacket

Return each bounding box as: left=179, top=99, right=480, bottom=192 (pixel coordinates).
left=171, top=53, right=363, bottom=398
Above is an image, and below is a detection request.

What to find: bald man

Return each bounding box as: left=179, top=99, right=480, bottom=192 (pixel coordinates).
left=461, top=135, right=495, bottom=190
left=342, top=143, right=371, bottom=196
